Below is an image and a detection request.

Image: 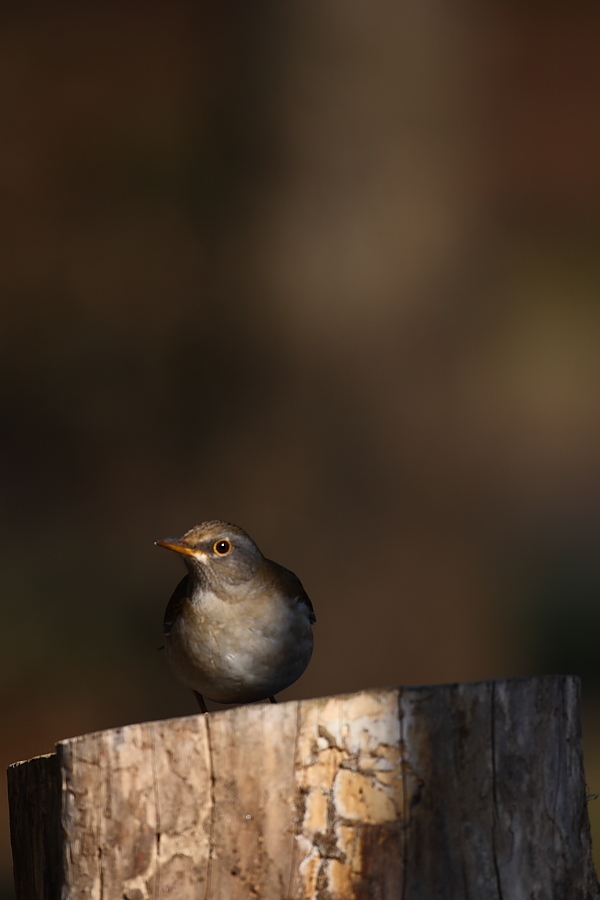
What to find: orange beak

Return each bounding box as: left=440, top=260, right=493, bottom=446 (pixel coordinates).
left=154, top=538, right=197, bottom=557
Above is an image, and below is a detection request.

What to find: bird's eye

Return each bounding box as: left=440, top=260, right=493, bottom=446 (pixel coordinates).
left=213, top=539, right=232, bottom=556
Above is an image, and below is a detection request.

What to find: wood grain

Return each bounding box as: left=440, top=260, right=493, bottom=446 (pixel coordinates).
left=8, top=676, right=599, bottom=899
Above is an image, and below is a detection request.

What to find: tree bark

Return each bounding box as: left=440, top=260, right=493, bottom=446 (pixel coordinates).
left=8, top=675, right=599, bottom=899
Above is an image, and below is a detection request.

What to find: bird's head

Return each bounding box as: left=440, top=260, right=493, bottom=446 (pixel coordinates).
left=155, top=521, right=263, bottom=586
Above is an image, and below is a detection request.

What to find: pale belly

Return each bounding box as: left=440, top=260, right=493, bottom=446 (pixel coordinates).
left=164, top=592, right=314, bottom=703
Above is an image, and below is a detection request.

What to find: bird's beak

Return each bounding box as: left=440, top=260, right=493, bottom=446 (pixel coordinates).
left=155, top=538, right=197, bottom=557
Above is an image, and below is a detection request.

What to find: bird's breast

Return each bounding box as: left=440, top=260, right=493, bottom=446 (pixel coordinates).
left=164, top=587, right=313, bottom=703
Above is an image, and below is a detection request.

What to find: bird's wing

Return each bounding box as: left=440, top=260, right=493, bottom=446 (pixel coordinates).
left=162, top=574, right=191, bottom=634
left=267, top=559, right=316, bottom=624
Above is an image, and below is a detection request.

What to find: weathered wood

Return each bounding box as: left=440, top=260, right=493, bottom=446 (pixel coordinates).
left=8, top=753, right=62, bottom=900
left=8, top=676, right=599, bottom=899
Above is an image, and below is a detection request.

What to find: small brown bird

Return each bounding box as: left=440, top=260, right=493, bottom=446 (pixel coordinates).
left=155, top=521, right=315, bottom=712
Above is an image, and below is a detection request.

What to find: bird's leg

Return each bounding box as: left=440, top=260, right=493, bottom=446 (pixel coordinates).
left=269, top=696, right=277, bottom=704
left=193, top=690, right=208, bottom=713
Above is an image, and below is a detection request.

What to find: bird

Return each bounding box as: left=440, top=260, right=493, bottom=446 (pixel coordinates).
left=155, top=521, right=315, bottom=713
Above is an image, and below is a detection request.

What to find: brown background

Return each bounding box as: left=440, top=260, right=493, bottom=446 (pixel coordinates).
left=3, top=2, right=600, bottom=894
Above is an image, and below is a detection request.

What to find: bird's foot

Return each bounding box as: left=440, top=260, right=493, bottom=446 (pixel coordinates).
left=193, top=690, right=208, bottom=714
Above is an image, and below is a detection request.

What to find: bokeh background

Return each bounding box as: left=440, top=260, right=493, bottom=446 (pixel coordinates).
left=3, top=1, right=600, bottom=893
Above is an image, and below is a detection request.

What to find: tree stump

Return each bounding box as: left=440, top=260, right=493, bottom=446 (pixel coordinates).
left=8, top=675, right=599, bottom=899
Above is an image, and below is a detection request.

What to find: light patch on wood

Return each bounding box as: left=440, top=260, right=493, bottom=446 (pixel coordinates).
left=333, top=769, right=397, bottom=823
left=328, top=857, right=354, bottom=897
left=303, top=788, right=328, bottom=835
left=290, top=689, right=404, bottom=898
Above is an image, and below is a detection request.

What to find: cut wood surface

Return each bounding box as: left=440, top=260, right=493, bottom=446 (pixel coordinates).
left=8, top=675, right=599, bottom=899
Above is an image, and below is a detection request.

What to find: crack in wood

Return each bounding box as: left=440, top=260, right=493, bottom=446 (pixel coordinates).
left=203, top=715, right=216, bottom=900
left=287, top=700, right=303, bottom=899
left=150, top=723, right=161, bottom=900
left=490, top=681, right=504, bottom=900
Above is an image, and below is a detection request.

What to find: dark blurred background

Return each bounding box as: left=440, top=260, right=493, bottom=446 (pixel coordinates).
left=3, top=1, right=600, bottom=893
